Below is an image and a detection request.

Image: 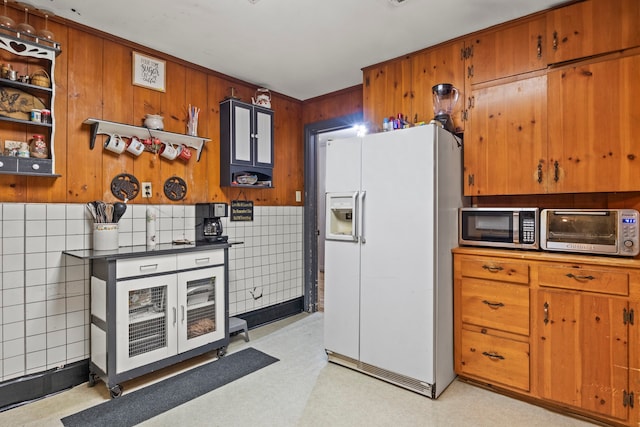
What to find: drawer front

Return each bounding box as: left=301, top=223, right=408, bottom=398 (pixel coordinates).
left=116, top=255, right=177, bottom=279
left=460, top=258, right=530, bottom=284
left=18, top=158, right=52, bottom=174
left=177, top=250, right=224, bottom=270
left=460, top=329, right=529, bottom=391
left=0, top=156, right=18, bottom=173
left=461, top=278, right=529, bottom=336
left=538, top=265, right=628, bottom=296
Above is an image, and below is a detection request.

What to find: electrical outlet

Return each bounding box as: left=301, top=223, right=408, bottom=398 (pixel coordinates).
left=142, top=182, right=152, bottom=198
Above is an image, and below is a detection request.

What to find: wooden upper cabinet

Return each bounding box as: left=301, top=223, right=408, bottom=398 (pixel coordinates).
left=547, top=53, right=640, bottom=193
left=410, top=41, right=465, bottom=132
left=546, top=0, right=640, bottom=64
left=362, top=56, right=413, bottom=132
left=362, top=42, right=465, bottom=132
left=465, top=15, right=547, bottom=85
left=464, top=73, right=547, bottom=196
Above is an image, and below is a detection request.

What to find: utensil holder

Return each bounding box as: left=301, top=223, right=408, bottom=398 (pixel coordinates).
left=93, top=223, right=119, bottom=250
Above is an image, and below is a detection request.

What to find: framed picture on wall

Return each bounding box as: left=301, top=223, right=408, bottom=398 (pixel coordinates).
left=132, top=51, right=166, bottom=92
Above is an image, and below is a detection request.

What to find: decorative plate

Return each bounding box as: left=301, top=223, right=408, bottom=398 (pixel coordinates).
left=236, top=174, right=258, bottom=185
left=111, top=173, right=140, bottom=201
left=164, top=176, right=187, bottom=201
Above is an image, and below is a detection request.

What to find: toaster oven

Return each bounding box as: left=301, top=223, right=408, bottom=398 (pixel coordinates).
left=540, top=209, right=639, bottom=257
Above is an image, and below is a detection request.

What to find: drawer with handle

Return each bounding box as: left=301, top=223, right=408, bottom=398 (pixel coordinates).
left=460, top=328, right=530, bottom=391
left=461, top=278, right=529, bottom=336
left=177, top=250, right=224, bottom=270
left=460, top=258, right=530, bottom=284
left=116, top=255, right=177, bottom=279
left=538, top=265, right=628, bottom=296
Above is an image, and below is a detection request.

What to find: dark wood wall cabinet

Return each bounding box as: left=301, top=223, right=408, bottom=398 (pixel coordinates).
left=0, top=32, right=60, bottom=176
left=219, top=98, right=274, bottom=188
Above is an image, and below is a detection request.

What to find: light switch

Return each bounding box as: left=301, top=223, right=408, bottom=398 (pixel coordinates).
left=295, top=191, right=301, bottom=202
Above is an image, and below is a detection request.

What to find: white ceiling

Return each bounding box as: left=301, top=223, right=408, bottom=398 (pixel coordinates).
left=24, top=0, right=563, bottom=100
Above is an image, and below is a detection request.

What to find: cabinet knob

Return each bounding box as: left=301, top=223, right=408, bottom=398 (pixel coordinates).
left=32, top=163, right=40, bottom=170
left=0, top=161, right=3, bottom=167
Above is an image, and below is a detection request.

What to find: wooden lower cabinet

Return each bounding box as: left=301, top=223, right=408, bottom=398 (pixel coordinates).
left=534, top=288, right=629, bottom=420
left=454, top=247, right=640, bottom=427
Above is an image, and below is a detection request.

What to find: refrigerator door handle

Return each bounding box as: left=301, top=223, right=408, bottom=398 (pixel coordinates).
left=358, top=191, right=366, bottom=243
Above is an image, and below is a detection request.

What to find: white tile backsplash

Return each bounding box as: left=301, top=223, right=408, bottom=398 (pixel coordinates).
left=0, top=202, right=304, bottom=382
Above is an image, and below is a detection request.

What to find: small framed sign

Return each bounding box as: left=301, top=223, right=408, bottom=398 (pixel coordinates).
left=132, top=51, right=166, bottom=92
left=231, top=200, right=254, bottom=222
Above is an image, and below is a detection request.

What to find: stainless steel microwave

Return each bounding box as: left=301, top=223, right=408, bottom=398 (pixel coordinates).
left=540, top=209, right=640, bottom=257
left=459, top=207, right=539, bottom=249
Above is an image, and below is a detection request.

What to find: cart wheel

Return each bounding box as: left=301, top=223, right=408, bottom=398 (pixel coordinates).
left=88, top=372, right=97, bottom=387
left=217, top=346, right=227, bottom=357
left=109, top=384, right=123, bottom=399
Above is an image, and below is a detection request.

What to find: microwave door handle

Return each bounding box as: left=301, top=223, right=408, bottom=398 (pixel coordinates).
left=358, top=191, right=366, bottom=244
left=513, top=212, right=520, bottom=244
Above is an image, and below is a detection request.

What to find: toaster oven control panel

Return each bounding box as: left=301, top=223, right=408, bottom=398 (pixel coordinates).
left=621, top=212, right=638, bottom=255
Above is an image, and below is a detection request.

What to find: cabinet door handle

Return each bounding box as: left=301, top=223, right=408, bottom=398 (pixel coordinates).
left=139, top=264, right=158, bottom=272
left=481, top=264, right=503, bottom=273
left=537, top=35, right=542, bottom=58
left=482, top=300, right=504, bottom=309
left=566, top=273, right=595, bottom=281
left=543, top=301, right=549, bottom=325
left=173, top=307, right=177, bottom=326
left=537, top=162, right=543, bottom=183
left=553, top=161, right=560, bottom=182
left=482, top=351, right=505, bottom=360
left=552, top=31, right=558, bottom=50
left=195, top=257, right=210, bottom=264
left=181, top=305, right=185, bottom=323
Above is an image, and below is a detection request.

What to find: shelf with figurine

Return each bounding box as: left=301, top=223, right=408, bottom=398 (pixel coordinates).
left=0, top=20, right=61, bottom=177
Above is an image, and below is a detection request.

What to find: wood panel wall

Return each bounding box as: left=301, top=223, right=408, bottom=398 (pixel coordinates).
left=302, top=85, right=363, bottom=124
left=0, top=5, right=349, bottom=207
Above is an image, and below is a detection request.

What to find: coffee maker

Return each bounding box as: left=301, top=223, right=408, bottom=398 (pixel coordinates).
left=432, top=83, right=459, bottom=132
left=196, top=203, right=228, bottom=243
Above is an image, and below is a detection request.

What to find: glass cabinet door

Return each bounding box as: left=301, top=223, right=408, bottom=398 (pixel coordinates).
left=116, top=274, right=178, bottom=373
left=177, top=266, right=226, bottom=352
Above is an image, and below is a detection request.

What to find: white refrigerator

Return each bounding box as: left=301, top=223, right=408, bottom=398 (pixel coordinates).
left=323, top=124, right=462, bottom=398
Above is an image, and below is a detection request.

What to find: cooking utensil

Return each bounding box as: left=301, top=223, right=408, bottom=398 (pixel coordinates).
left=113, top=202, right=127, bottom=223
left=95, top=201, right=106, bottom=223
left=105, top=203, right=114, bottom=223
left=86, top=202, right=97, bottom=221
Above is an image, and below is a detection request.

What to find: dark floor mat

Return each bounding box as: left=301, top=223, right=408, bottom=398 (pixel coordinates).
left=61, top=347, right=278, bottom=427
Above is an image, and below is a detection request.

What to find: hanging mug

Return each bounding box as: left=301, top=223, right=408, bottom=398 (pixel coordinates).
left=159, top=141, right=178, bottom=160
left=126, top=136, right=145, bottom=156
left=104, top=134, right=125, bottom=154
left=177, top=144, right=192, bottom=161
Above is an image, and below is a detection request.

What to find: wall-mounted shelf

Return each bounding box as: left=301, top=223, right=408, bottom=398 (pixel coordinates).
left=84, top=118, right=210, bottom=161
left=0, top=32, right=60, bottom=177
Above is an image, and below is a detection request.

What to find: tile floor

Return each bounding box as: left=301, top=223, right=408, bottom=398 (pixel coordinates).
left=0, top=313, right=599, bottom=426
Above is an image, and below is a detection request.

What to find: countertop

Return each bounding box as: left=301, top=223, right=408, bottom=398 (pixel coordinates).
left=63, top=241, right=239, bottom=261
left=452, top=246, right=640, bottom=269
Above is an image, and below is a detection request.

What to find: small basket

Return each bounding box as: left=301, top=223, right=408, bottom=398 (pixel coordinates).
left=31, top=69, right=51, bottom=88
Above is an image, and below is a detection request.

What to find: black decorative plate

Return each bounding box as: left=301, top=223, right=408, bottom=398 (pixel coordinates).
left=164, top=176, right=187, bottom=201
left=111, top=173, right=140, bottom=201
